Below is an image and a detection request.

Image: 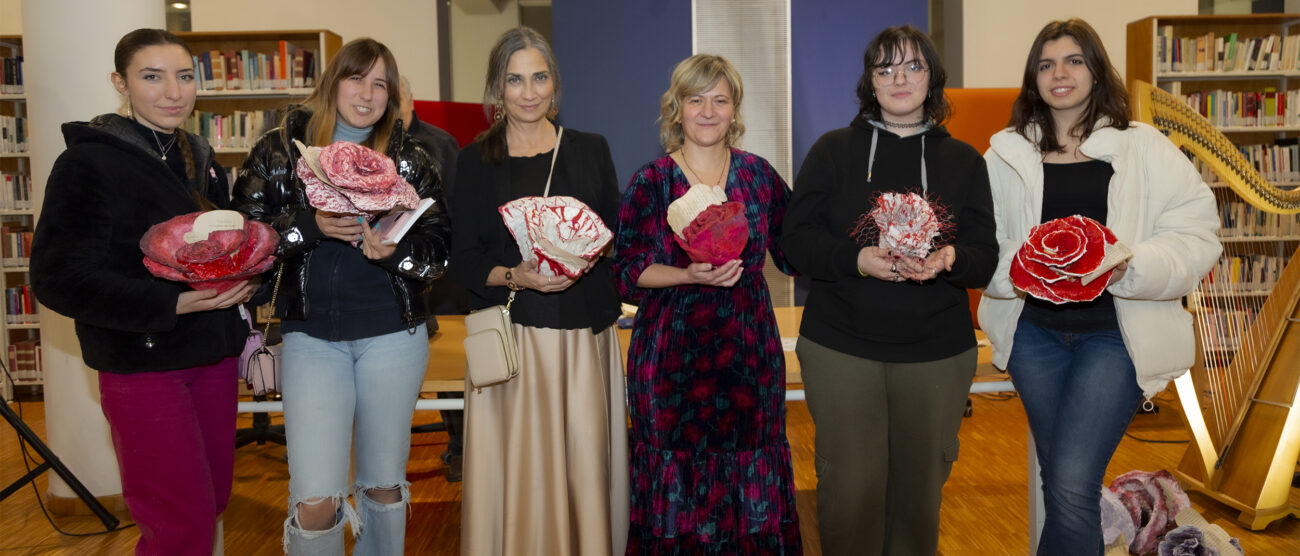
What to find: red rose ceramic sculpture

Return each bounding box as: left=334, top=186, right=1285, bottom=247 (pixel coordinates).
left=1010, top=215, right=1131, bottom=303
left=294, top=140, right=420, bottom=217
left=141, top=210, right=278, bottom=293
left=665, top=184, right=749, bottom=265
left=499, top=196, right=613, bottom=278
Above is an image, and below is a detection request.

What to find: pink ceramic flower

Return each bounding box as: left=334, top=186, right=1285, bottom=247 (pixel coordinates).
left=140, top=211, right=278, bottom=293
left=499, top=195, right=613, bottom=278
left=295, top=141, right=420, bottom=216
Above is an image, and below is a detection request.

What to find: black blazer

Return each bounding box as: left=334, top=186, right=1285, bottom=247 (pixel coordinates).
left=450, top=126, right=620, bottom=331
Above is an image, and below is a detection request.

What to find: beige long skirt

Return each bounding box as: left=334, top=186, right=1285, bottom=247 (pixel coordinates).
left=461, top=324, right=630, bottom=556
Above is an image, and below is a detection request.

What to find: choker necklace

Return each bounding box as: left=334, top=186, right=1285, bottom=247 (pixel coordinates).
left=679, top=149, right=728, bottom=186
left=882, top=119, right=926, bottom=129
left=150, top=128, right=179, bottom=160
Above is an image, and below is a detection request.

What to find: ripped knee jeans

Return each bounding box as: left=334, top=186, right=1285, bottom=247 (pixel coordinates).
left=279, top=328, right=428, bottom=555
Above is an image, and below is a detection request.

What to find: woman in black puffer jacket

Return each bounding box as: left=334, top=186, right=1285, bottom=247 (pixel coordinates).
left=231, top=38, right=450, bottom=556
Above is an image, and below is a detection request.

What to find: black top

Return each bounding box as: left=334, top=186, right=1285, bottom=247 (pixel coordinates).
left=1021, top=159, right=1119, bottom=331
left=451, top=127, right=621, bottom=332
left=781, top=117, right=998, bottom=362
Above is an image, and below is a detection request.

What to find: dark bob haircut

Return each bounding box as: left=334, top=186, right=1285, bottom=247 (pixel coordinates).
left=855, top=25, right=950, bottom=125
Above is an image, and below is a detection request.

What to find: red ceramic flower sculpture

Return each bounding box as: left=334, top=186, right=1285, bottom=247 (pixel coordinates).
left=295, top=141, right=420, bottom=217
left=674, top=201, right=749, bottom=266
left=140, top=210, right=279, bottom=293
left=1010, top=215, right=1121, bottom=303
left=499, top=195, right=613, bottom=278
left=865, top=191, right=945, bottom=259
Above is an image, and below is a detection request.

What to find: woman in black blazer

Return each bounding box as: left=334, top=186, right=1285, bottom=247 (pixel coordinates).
left=451, top=26, right=628, bottom=556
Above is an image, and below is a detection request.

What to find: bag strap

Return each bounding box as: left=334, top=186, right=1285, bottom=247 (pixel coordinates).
left=261, top=263, right=285, bottom=339
left=542, top=126, right=564, bottom=197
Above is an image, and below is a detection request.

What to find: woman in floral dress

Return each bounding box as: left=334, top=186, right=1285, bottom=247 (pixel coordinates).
left=613, top=53, right=801, bottom=555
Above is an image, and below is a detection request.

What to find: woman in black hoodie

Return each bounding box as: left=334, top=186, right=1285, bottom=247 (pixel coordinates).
left=780, top=26, right=997, bottom=555
left=30, top=29, right=252, bottom=555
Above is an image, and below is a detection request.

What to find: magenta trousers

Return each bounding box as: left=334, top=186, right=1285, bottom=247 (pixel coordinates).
left=98, top=357, right=238, bottom=556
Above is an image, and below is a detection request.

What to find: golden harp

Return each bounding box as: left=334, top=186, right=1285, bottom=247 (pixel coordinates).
left=1132, top=79, right=1300, bottom=529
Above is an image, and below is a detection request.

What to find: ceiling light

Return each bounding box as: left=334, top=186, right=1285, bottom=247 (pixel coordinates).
left=171, top=2, right=189, bottom=9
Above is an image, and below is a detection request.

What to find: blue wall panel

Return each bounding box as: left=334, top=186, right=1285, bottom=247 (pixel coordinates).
left=789, top=1, right=928, bottom=177
left=552, top=1, right=692, bottom=190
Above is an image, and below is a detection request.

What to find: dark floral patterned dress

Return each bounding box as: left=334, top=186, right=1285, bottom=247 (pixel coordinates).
left=613, top=149, right=801, bottom=555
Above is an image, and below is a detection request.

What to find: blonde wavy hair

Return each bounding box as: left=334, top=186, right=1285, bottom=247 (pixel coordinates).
left=659, top=54, right=744, bottom=152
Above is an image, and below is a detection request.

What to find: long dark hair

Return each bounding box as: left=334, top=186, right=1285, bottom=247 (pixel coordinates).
left=113, top=28, right=207, bottom=204
left=293, top=38, right=401, bottom=150
left=855, top=25, right=950, bottom=125
left=475, top=27, right=562, bottom=165
left=1008, top=18, right=1130, bottom=154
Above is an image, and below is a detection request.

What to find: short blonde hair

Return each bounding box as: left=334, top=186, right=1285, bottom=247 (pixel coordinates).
left=659, top=54, right=745, bottom=152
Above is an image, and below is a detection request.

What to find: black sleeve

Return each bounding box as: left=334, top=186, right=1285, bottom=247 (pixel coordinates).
left=449, top=146, right=500, bottom=297
left=230, top=130, right=326, bottom=259
left=944, top=152, right=998, bottom=288
left=368, top=141, right=451, bottom=283
left=780, top=134, right=864, bottom=279
left=31, top=150, right=182, bottom=332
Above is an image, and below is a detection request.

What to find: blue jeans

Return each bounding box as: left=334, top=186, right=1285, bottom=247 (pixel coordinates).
left=280, top=325, right=428, bottom=556
left=1006, top=320, right=1143, bottom=556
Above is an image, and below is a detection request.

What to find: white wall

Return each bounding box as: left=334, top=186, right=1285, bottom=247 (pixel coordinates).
left=0, top=0, right=20, bottom=35
left=190, top=0, right=443, bottom=100
left=956, top=0, right=1197, bottom=87
left=449, top=0, right=520, bottom=103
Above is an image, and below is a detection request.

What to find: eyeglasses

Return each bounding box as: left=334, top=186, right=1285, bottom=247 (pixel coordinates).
left=872, top=61, right=929, bottom=84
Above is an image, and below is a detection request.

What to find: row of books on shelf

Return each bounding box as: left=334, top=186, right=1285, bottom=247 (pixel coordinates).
left=6, top=340, right=41, bottom=383
left=1, top=114, right=26, bottom=153
left=193, top=43, right=317, bottom=92
left=6, top=284, right=37, bottom=324
left=1194, top=308, right=1255, bottom=354
left=1201, top=254, right=1289, bottom=293
left=1, top=226, right=32, bottom=267
left=1193, top=144, right=1300, bottom=185
left=1216, top=201, right=1300, bottom=237
left=1175, top=87, right=1297, bottom=128
left=0, top=171, right=31, bottom=210
left=184, top=109, right=282, bottom=150
left=1158, top=27, right=1300, bottom=73
left=1, top=55, right=21, bottom=94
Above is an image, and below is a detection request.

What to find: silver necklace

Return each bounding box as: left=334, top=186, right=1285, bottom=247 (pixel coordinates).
left=882, top=119, right=926, bottom=129
left=150, top=129, right=179, bottom=160
left=679, top=149, right=728, bottom=186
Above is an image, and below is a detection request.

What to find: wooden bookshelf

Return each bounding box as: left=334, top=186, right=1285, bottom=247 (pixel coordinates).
left=0, top=35, right=37, bottom=402
left=175, top=30, right=341, bottom=179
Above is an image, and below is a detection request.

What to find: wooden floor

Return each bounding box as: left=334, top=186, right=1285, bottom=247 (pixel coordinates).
left=3, top=380, right=1298, bottom=555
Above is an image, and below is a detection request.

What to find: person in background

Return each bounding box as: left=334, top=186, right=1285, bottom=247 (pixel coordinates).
left=398, top=75, right=467, bottom=484
left=30, top=28, right=253, bottom=555
left=452, top=26, right=628, bottom=556
left=613, top=53, right=801, bottom=554
left=980, top=18, right=1220, bottom=555
left=780, top=25, right=998, bottom=555
left=232, top=37, right=451, bottom=556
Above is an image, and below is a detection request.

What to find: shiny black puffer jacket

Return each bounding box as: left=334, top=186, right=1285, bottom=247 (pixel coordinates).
left=232, top=108, right=451, bottom=328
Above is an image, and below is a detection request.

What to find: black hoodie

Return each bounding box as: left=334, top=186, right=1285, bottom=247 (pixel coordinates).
left=30, top=113, right=247, bottom=373
left=781, top=116, right=997, bottom=362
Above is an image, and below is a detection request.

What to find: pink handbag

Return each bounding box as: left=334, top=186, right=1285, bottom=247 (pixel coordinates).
left=239, top=265, right=283, bottom=395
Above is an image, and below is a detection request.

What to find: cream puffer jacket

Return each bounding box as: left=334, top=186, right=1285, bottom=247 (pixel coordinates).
left=978, top=121, right=1221, bottom=398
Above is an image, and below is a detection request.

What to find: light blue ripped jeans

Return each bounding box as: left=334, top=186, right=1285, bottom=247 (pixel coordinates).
left=280, top=325, right=428, bottom=556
